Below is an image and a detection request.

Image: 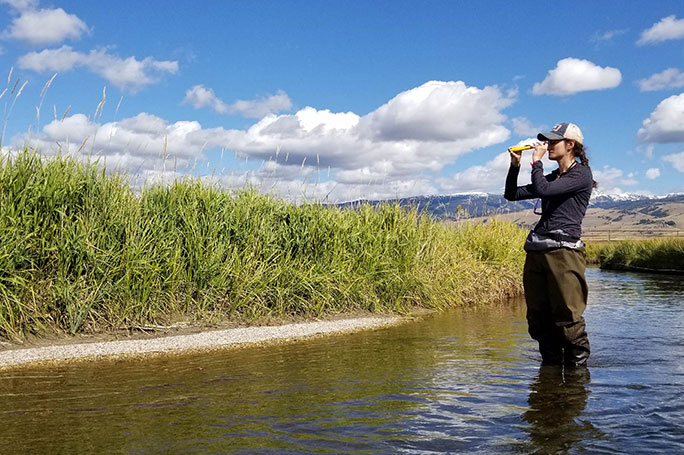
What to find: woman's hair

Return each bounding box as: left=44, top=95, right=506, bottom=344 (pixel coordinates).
left=572, top=141, right=598, bottom=188
left=573, top=142, right=589, bottom=166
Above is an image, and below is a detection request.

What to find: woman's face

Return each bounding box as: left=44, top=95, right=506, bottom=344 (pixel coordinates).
left=547, top=139, right=574, bottom=161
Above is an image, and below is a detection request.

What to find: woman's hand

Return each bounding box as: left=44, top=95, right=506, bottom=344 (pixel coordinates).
left=532, top=142, right=548, bottom=162
left=508, top=147, right=523, bottom=166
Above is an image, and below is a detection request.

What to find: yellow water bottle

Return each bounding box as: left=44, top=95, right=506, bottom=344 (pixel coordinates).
left=508, top=145, right=534, bottom=152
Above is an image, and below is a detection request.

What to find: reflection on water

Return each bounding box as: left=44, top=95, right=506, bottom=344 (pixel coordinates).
left=0, top=268, right=683, bottom=454
left=522, top=366, right=598, bottom=454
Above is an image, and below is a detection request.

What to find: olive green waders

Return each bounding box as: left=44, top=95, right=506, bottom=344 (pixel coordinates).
left=523, top=247, right=590, bottom=366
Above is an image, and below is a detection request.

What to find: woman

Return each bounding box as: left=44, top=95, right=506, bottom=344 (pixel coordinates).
left=504, top=122, right=594, bottom=367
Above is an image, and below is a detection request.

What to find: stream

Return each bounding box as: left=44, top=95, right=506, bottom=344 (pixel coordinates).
left=1, top=267, right=682, bottom=454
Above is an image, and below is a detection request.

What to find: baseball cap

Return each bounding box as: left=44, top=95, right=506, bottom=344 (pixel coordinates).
left=537, top=122, right=583, bottom=145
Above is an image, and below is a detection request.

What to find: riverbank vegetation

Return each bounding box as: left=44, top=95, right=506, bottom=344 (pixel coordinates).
left=586, top=238, right=684, bottom=273
left=0, top=150, right=527, bottom=341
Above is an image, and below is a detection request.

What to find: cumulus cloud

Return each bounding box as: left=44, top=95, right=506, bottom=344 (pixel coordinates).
left=638, top=68, right=684, bottom=92
left=210, top=168, right=438, bottom=203
left=532, top=58, right=622, bottom=96
left=437, top=142, right=558, bottom=194
left=663, top=152, right=684, bottom=172
left=638, top=15, right=684, bottom=45
left=358, top=81, right=514, bottom=142
left=18, top=45, right=82, bottom=71
left=2, top=7, right=89, bottom=45
left=18, top=45, right=178, bottom=92
left=10, top=80, right=517, bottom=201
left=223, top=81, right=515, bottom=176
left=645, top=168, right=660, bottom=179
left=18, top=112, right=205, bottom=174
left=637, top=93, right=684, bottom=143
left=184, top=85, right=292, bottom=117
left=511, top=117, right=542, bottom=136
left=592, top=166, right=639, bottom=194
left=233, top=106, right=362, bottom=171
left=230, top=91, right=292, bottom=118
left=183, top=85, right=228, bottom=113
left=437, top=152, right=511, bottom=194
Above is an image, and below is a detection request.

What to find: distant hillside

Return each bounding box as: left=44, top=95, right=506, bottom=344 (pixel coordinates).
left=588, top=193, right=684, bottom=210
left=337, top=193, right=535, bottom=219
left=339, top=193, right=684, bottom=221
left=357, top=194, right=536, bottom=219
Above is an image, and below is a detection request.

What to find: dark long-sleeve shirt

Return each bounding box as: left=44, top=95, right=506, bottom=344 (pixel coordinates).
left=504, top=161, right=593, bottom=239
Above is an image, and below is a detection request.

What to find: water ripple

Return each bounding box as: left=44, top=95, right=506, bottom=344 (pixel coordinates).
left=0, top=268, right=683, bottom=453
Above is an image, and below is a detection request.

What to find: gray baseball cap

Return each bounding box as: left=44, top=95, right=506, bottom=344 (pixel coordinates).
left=537, top=122, right=583, bottom=145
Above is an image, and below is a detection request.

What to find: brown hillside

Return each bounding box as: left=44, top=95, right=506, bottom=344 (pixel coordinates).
left=462, top=202, right=684, bottom=240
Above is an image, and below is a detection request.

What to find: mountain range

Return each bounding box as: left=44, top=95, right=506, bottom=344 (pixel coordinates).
left=339, top=192, right=684, bottom=223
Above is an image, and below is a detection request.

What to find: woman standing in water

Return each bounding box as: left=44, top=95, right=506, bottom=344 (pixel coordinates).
left=504, top=123, right=594, bottom=367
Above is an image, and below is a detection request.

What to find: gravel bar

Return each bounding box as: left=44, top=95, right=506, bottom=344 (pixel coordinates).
left=0, top=316, right=401, bottom=369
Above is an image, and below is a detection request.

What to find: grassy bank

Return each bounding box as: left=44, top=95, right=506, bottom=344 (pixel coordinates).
left=0, top=150, right=527, bottom=341
left=586, top=238, right=684, bottom=273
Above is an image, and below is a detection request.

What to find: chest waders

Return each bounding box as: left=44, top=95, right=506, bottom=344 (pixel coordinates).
left=523, top=246, right=590, bottom=366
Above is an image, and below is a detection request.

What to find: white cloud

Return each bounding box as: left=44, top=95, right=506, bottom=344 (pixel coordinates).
left=9, top=80, right=516, bottom=201
left=437, top=146, right=559, bottom=194
left=18, top=45, right=178, bottom=93
left=623, top=172, right=638, bottom=186
left=0, top=0, right=38, bottom=11
left=18, top=45, right=82, bottom=71
left=183, top=85, right=228, bottom=113
left=2, top=7, right=89, bottom=45
left=592, top=29, right=628, bottom=43
left=637, top=93, right=684, bottom=143
left=184, top=85, right=292, bottom=117
left=638, top=15, right=684, bottom=45
left=211, top=168, right=439, bottom=203
left=17, top=113, right=204, bottom=174
left=592, top=166, right=638, bottom=194
left=511, top=117, right=541, bottom=136
left=230, top=91, right=292, bottom=118
left=663, top=152, right=684, bottom=172
left=358, top=80, right=514, bottom=142
left=238, top=81, right=515, bottom=175
left=645, top=168, right=660, bottom=179
left=438, top=152, right=511, bottom=194
left=532, top=58, right=622, bottom=96
left=638, top=68, right=684, bottom=91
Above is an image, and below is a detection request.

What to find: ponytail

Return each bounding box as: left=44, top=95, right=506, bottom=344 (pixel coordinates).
left=573, top=142, right=597, bottom=188
left=574, top=142, right=589, bottom=166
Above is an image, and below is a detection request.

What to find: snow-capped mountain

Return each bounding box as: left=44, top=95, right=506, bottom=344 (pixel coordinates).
left=588, top=192, right=682, bottom=209
left=338, top=192, right=684, bottom=220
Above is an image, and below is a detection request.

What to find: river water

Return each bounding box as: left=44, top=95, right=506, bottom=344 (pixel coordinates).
left=1, top=268, right=683, bottom=454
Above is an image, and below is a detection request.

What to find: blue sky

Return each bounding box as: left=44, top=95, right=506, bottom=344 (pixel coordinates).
left=1, top=0, right=684, bottom=201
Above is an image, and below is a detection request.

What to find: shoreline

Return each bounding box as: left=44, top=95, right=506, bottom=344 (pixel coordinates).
left=0, top=315, right=404, bottom=370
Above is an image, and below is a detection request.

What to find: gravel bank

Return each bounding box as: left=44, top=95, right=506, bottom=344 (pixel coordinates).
left=0, top=316, right=401, bottom=370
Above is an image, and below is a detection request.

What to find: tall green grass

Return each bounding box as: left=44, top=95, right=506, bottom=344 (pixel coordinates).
left=0, top=149, right=527, bottom=340
left=587, top=238, right=684, bottom=272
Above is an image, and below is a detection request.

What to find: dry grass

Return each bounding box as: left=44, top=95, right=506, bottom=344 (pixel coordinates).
left=586, top=238, right=684, bottom=272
